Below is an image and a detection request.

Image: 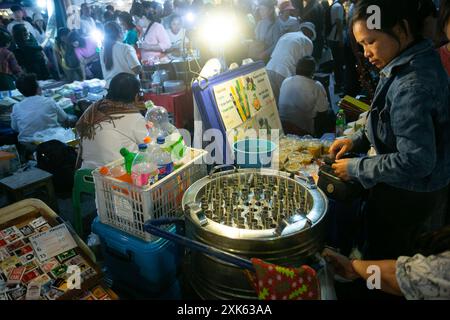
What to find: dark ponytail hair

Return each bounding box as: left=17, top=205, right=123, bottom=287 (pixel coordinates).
left=119, top=12, right=135, bottom=30
left=415, top=226, right=450, bottom=256
left=352, top=0, right=432, bottom=44
left=103, top=21, right=121, bottom=71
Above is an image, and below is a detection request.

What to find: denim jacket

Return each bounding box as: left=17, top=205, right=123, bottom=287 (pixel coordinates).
left=347, top=40, right=450, bottom=192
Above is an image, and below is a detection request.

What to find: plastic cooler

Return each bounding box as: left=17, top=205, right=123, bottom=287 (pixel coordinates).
left=92, top=217, right=182, bottom=298
left=92, top=148, right=207, bottom=241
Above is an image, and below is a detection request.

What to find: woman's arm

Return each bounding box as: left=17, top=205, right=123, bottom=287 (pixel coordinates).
left=346, top=86, right=438, bottom=189
left=352, top=260, right=402, bottom=296
left=322, top=249, right=403, bottom=296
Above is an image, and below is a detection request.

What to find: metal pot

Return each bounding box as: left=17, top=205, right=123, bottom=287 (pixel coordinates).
left=180, top=167, right=328, bottom=299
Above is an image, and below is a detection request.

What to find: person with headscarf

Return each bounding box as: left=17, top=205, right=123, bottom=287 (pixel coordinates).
left=75, top=73, right=147, bottom=169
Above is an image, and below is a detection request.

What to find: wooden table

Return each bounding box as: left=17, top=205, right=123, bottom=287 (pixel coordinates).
left=0, top=168, right=58, bottom=212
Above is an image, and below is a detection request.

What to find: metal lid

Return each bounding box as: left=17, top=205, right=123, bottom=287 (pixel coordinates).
left=182, top=168, right=328, bottom=240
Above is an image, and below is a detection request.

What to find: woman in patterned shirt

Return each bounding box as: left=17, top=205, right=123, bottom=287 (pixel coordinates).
left=0, top=31, right=22, bottom=90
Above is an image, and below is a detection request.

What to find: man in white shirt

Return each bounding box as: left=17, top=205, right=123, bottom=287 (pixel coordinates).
left=277, top=1, right=300, bottom=33
left=11, top=74, right=74, bottom=144
left=266, top=22, right=315, bottom=104
left=80, top=3, right=96, bottom=36
left=279, top=56, right=334, bottom=136
left=327, top=0, right=346, bottom=93
left=7, top=5, right=40, bottom=42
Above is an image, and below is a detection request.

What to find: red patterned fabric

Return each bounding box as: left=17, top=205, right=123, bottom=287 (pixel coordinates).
left=245, top=258, right=320, bottom=300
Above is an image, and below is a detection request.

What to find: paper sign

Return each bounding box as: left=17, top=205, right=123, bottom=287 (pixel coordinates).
left=113, top=195, right=134, bottom=222
left=212, top=68, right=282, bottom=141
left=29, top=224, right=77, bottom=263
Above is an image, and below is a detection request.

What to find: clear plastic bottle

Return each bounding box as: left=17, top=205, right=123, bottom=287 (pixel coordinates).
left=144, top=105, right=176, bottom=140
left=335, top=109, right=347, bottom=137
left=131, top=144, right=159, bottom=187
left=144, top=105, right=187, bottom=160
left=154, top=136, right=174, bottom=179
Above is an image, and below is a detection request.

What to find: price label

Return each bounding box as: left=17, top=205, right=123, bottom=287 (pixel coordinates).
left=29, top=224, right=77, bottom=263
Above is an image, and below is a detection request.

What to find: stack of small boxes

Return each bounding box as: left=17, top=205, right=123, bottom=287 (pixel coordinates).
left=0, top=216, right=113, bottom=300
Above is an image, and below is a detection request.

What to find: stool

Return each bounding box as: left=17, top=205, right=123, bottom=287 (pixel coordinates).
left=0, top=168, right=58, bottom=212
left=72, top=169, right=95, bottom=238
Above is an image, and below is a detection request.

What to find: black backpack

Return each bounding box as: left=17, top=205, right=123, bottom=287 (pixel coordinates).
left=36, top=140, right=77, bottom=194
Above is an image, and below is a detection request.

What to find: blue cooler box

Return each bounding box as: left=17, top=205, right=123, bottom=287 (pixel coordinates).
left=92, top=217, right=182, bottom=299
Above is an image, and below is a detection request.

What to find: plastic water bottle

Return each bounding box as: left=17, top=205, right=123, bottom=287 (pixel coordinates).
left=145, top=106, right=186, bottom=160
left=154, top=136, right=174, bottom=179
left=336, top=109, right=347, bottom=137
left=145, top=105, right=176, bottom=140
left=131, top=144, right=159, bottom=187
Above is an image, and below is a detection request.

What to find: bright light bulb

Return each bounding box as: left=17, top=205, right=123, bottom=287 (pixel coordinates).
left=185, top=11, right=195, bottom=23
left=90, top=29, right=104, bottom=47
left=201, top=13, right=238, bottom=47
left=37, top=0, right=47, bottom=9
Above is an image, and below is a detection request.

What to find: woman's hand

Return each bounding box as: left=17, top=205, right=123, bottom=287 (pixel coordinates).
left=322, top=248, right=360, bottom=281
left=331, top=159, right=351, bottom=181
left=330, top=138, right=353, bottom=160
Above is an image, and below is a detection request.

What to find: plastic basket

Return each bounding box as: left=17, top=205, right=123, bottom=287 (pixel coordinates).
left=92, top=148, right=207, bottom=241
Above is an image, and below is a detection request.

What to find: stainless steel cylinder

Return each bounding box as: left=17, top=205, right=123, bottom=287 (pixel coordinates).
left=182, top=168, right=328, bottom=300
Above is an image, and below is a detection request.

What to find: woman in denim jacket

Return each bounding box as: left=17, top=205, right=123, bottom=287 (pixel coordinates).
left=330, top=0, right=450, bottom=260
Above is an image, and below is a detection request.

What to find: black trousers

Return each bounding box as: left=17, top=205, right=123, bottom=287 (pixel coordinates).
left=363, top=183, right=449, bottom=260
left=328, top=40, right=345, bottom=90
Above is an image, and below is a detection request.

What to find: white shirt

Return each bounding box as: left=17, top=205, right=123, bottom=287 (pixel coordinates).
left=10, top=95, right=69, bottom=143
left=278, top=75, right=329, bottom=134
left=277, top=16, right=300, bottom=34
left=7, top=20, right=39, bottom=41
left=396, top=251, right=450, bottom=300
left=328, top=1, right=344, bottom=42
left=80, top=16, right=96, bottom=36
left=80, top=113, right=148, bottom=169
left=166, top=28, right=189, bottom=49
left=100, top=42, right=141, bottom=88
left=266, top=32, right=313, bottom=78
